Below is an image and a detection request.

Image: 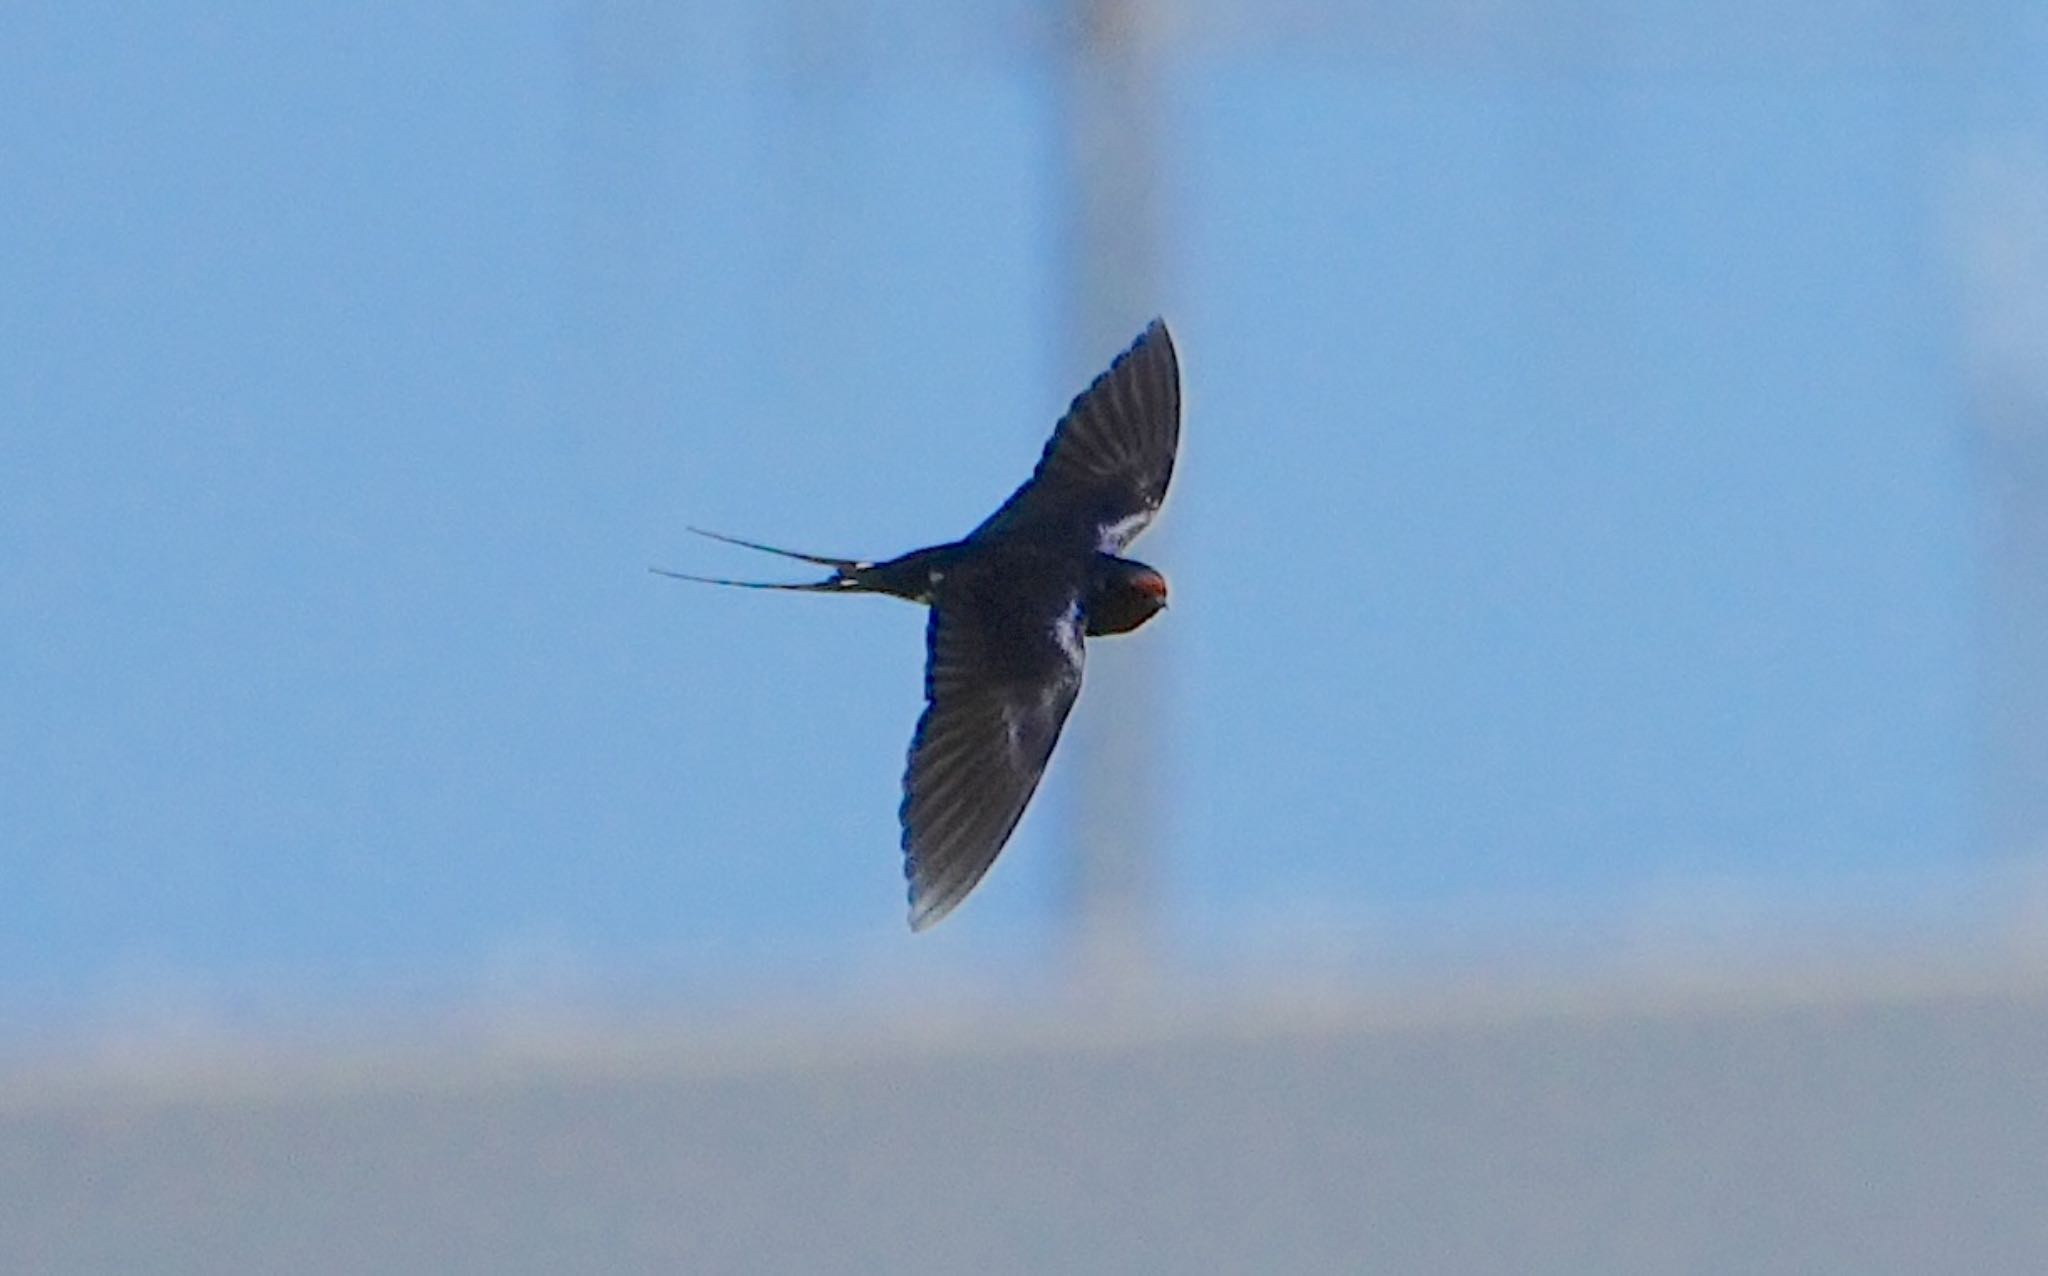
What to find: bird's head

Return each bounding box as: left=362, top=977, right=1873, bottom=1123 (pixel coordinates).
left=1085, top=556, right=1169, bottom=636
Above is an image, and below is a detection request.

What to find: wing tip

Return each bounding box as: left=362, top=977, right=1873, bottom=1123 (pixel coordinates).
left=1118, top=316, right=1180, bottom=410
left=905, top=880, right=958, bottom=933
left=1128, top=316, right=1175, bottom=369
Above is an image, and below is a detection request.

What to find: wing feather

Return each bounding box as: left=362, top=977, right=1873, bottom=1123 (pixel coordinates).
left=971, top=319, right=1181, bottom=552
left=899, top=586, right=1085, bottom=930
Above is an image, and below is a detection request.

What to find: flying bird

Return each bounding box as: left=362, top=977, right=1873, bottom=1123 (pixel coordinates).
left=657, top=319, right=1180, bottom=931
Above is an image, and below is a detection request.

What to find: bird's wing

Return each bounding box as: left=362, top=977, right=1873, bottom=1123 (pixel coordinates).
left=899, top=576, right=1086, bottom=931
left=971, top=318, right=1180, bottom=553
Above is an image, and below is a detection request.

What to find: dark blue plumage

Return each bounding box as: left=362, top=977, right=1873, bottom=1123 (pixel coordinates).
left=656, top=320, right=1180, bottom=929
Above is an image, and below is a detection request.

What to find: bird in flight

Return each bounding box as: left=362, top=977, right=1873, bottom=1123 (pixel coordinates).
left=657, top=319, right=1180, bottom=931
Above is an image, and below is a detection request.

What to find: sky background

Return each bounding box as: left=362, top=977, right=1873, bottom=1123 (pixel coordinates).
left=5, top=1, right=2045, bottom=1039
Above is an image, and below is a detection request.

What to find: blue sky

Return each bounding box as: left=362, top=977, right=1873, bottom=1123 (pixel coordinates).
left=3, top=2, right=2033, bottom=1031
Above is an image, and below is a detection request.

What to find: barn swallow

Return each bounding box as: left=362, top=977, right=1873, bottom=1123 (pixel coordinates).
left=656, top=319, right=1179, bottom=931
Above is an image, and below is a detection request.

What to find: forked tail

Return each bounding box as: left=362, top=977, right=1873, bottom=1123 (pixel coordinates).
left=650, top=526, right=877, bottom=592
